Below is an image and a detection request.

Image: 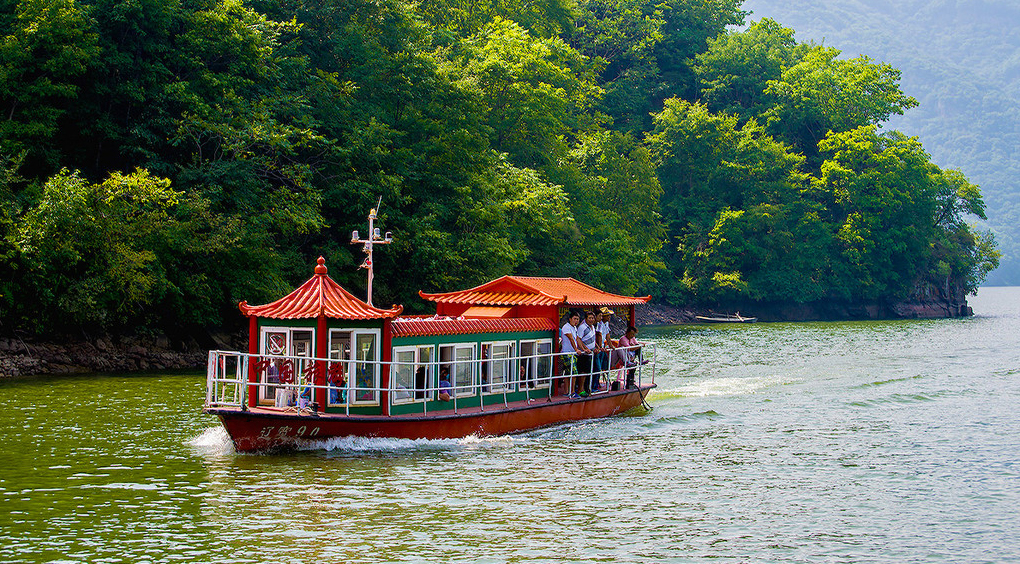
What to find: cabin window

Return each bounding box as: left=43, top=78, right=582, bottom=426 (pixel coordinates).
left=327, top=331, right=351, bottom=407
left=353, top=332, right=379, bottom=404
left=256, top=327, right=314, bottom=407
left=392, top=345, right=434, bottom=403
left=519, top=339, right=553, bottom=390
left=415, top=346, right=433, bottom=400
left=258, top=330, right=287, bottom=405
left=482, top=341, right=514, bottom=393
left=392, top=349, right=416, bottom=404
left=326, top=329, right=380, bottom=406
left=439, top=344, right=476, bottom=397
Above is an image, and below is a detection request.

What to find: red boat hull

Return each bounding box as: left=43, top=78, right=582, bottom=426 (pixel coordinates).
left=206, top=385, right=653, bottom=452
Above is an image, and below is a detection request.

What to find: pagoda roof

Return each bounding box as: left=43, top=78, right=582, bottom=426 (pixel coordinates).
left=239, top=257, right=403, bottom=320
left=418, top=275, right=651, bottom=307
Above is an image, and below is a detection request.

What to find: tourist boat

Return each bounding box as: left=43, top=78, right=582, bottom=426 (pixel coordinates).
left=204, top=253, right=657, bottom=452
left=695, top=313, right=758, bottom=323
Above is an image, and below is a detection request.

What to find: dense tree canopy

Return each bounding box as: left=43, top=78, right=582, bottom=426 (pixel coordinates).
left=0, top=0, right=998, bottom=338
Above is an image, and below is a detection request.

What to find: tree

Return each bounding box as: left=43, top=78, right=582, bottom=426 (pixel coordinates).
left=649, top=98, right=811, bottom=302
left=446, top=18, right=603, bottom=170
left=763, top=47, right=918, bottom=161
left=414, top=0, right=574, bottom=38
left=15, top=168, right=181, bottom=331
left=694, top=18, right=807, bottom=118
left=0, top=0, right=98, bottom=169
left=815, top=127, right=939, bottom=299
left=572, top=0, right=745, bottom=132
left=561, top=130, right=664, bottom=293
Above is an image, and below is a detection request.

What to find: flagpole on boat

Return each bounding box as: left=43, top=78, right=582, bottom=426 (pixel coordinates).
left=351, top=196, right=392, bottom=306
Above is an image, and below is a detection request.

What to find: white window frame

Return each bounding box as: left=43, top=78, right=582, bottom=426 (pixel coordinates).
left=440, top=343, right=477, bottom=398
left=257, top=326, right=315, bottom=406
left=350, top=329, right=382, bottom=406
left=482, top=340, right=514, bottom=394
left=391, top=345, right=434, bottom=404
left=326, top=328, right=381, bottom=406
left=519, top=338, right=553, bottom=391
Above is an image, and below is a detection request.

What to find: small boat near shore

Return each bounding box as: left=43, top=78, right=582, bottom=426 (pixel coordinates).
left=204, top=212, right=656, bottom=452
left=695, top=313, right=758, bottom=323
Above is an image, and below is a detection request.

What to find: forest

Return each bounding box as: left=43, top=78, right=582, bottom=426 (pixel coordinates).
left=0, top=0, right=999, bottom=340
left=743, top=0, right=1020, bottom=285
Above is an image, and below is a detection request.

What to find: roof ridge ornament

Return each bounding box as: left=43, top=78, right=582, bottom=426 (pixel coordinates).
left=315, top=256, right=327, bottom=275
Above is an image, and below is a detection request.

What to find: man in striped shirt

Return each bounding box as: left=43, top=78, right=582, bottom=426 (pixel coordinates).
left=576, top=311, right=598, bottom=395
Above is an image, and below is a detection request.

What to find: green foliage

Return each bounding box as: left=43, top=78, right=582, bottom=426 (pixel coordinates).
left=0, top=0, right=999, bottom=337
left=415, top=0, right=574, bottom=38
left=562, top=130, right=665, bottom=294
left=572, top=0, right=745, bottom=132
left=15, top=168, right=181, bottom=330
left=695, top=18, right=806, bottom=118
left=763, top=48, right=918, bottom=160
left=0, top=0, right=99, bottom=167
left=742, top=0, right=1020, bottom=284
left=446, top=18, right=603, bottom=169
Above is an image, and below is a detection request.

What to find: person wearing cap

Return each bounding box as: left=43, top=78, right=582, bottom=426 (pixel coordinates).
left=594, top=307, right=614, bottom=390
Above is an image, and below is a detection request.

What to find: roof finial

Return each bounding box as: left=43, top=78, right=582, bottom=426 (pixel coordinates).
left=315, top=256, right=327, bottom=275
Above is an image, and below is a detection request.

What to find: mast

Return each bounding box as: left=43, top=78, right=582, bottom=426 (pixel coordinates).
left=350, top=196, right=392, bottom=306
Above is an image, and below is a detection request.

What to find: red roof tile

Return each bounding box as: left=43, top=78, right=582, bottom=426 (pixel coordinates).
left=391, top=316, right=557, bottom=338
left=419, top=275, right=650, bottom=307
left=239, top=257, right=403, bottom=320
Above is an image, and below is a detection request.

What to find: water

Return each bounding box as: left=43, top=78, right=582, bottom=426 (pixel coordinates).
left=2, top=288, right=1019, bottom=563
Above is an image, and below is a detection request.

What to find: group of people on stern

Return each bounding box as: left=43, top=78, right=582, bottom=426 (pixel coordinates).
left=560, top=307, right=648, bottom=397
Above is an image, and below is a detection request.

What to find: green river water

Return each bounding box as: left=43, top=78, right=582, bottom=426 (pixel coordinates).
left=2, top=287, right=1019, bottom=563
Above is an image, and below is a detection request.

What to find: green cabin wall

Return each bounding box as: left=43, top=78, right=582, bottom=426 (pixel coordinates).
left=386, top=329, right=556, bottom=415
left=253, top=319, right=555, bottom=415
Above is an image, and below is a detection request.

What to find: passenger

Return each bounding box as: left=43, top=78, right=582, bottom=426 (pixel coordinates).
left=414, top=366, right=427, bottom=399
left=480, top=345, right=490, bottom=393
left=576, top=311, right=598, bottom=395
left=617, top=326, right=647, bottom=388
left=595, top=307, right=614, bottom=390
left=560, top=310, right=582, bottom=397
left=438, top=366, right=454, bottom=401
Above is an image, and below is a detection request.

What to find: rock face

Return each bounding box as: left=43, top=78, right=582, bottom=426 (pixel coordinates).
left=0, top=332, right=243, bottom=378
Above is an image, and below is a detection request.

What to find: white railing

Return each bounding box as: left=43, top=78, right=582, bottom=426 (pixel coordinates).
left=204, top=342, right=656, bottom=416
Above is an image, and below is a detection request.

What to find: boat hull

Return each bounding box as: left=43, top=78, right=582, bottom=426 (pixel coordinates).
left=206, top=385, right=653, bottom=452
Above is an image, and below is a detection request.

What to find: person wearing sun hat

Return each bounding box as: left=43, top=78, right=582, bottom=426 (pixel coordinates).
left=594, top=306, right=614, bottom=389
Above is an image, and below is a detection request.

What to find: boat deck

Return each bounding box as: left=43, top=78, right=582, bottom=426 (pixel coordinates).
left=209, top=383, right=654, bottom=422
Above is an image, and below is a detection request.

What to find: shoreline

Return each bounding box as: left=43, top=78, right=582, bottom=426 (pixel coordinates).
left=636, top=297, right=973, bottom=326
left=1, top=297, right=971, bottom=378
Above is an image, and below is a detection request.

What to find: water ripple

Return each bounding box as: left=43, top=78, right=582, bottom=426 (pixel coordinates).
left=1, top=289, right=1019, bottom=562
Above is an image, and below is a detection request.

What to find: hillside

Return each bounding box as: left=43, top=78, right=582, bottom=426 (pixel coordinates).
left=742, top=0, right=1020, bottom=285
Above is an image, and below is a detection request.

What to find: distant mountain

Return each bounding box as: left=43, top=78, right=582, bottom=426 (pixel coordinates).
left=742, top=0, right=1020, bottom=285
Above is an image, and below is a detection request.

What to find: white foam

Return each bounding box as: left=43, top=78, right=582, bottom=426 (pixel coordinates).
left=188, top=426, right=235, bottom=456
left=300, top=433, right=524, bottom=453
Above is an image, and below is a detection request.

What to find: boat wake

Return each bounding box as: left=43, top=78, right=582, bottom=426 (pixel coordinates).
left=655, top=375, right=798, bottom=398
left=300, top=433, right=525, bottom=454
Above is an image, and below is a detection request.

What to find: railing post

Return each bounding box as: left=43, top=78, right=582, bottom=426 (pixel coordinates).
left=240, top=354, right=249, bottom=410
